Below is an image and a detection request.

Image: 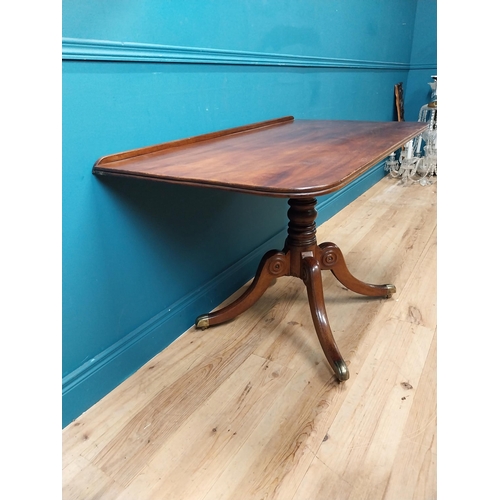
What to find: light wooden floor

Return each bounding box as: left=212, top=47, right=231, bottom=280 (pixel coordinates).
left=63, top=176, right=437, bottom=500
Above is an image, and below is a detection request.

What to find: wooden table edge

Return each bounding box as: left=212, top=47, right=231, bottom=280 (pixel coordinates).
left=92, top=122, right=426, bottom=198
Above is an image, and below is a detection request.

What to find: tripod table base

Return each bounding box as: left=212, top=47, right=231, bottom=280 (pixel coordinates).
left=195, top=198, right=395, bottom=382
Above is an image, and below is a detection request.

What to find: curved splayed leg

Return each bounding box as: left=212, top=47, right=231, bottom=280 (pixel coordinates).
left=301, top=255, right=349, bottom=381
left=196, top=250, right=289, bottom=329
left=319, top=242, right=396, bottom=298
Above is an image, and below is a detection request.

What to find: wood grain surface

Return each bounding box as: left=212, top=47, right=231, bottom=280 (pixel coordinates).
left=93, top=118, right=427, bottom=198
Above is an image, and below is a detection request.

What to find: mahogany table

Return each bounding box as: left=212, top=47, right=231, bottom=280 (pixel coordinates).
left=93, top=116, right=426, bottom=381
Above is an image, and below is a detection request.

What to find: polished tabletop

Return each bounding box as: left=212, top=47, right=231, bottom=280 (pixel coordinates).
left=93, top=116, right=426, bottom=198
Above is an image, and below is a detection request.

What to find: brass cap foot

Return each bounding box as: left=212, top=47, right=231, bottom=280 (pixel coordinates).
left=195, top=315, right=210, bottom=330
left=333, top=359, right=350, bottom=381
left=383, top=284, right=396, bottom=298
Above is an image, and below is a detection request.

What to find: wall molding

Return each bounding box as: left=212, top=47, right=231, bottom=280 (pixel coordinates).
left=62, top=161, right=387, bottom=427
left=408, top=63, right=437, bottom=70
left=62, top=37, right=413, bottom=70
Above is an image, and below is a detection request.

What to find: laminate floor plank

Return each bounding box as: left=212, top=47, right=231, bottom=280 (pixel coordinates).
left=388, top=227, right=437, bottom=329
left=87, top=301, right=298, bottom=487
left=115, top=355, right=295, bottom=500
left=62, top=455, right=124, bottom=500
left=200, top=362, right=340, bottom=500
left=382, top=330, right=437, bottom=500
left=292, top=319, right=435, bottom=500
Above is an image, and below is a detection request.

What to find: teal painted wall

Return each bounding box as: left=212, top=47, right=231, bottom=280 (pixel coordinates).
left=405, top=0, right=438, bottom=119
left=62, top=0, right=434, bottom=427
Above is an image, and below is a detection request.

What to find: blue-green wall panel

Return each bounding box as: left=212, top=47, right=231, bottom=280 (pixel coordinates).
left=62, top=0, right=435, bottom=427
left=409, top=0, right=437, bottom=64
left=63, top=0, right=417, bottom=61
left=405, top=0, right=437, bottom=119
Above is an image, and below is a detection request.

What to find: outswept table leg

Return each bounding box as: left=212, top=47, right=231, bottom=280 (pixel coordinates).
left=319, top=242, right=396, bottom=298
left=301, top=255, right=349, bottom=381
left=195, top=250, right=289, bottom=329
